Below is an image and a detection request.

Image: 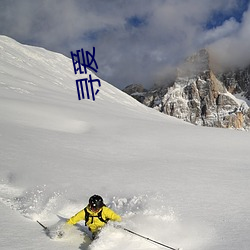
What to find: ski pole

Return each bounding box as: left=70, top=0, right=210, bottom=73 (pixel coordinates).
left=37, top=220, right=48, bottom=231
left=122, top=227, right=180, bottom=250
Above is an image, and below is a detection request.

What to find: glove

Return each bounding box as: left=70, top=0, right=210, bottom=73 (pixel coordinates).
left=56, top=230, right=64, bottom=238
left=55, top=223, right=71, bottom=238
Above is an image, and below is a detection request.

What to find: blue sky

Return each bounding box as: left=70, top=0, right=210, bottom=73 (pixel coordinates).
left=0, top=0, right=249, bottom=89
left=206, top=0, right=249, bottom=28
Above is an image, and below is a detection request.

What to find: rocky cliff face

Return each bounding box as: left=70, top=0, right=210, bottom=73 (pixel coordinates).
left=123, top=49, right=250, bottom=130
left=217, top=66, right=250, bottom=100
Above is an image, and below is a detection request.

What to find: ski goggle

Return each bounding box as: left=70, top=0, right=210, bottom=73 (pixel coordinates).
left=89, top=204, right=101, bottom=211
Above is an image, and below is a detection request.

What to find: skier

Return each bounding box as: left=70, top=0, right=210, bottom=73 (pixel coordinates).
left=66, top=194, right=122, bottom=239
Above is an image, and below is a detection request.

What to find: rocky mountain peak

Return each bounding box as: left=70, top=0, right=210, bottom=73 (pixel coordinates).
left=177, top=49, right=210, bottom=78
left=123, top=83, right=147, bottom=95
left=123, top=49, right=250, bottom=130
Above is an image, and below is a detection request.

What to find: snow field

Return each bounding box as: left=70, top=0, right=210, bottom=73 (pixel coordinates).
left=1, top=36, right=250, bottom=250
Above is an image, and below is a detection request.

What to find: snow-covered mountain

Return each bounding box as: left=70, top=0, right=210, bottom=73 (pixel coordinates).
left=1, top=36, right=250, bottom=250
left=124, top=49, right=250, bottom=130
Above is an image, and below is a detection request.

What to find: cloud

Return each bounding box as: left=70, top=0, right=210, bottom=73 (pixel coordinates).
left=209, top=4, right=250, bottom=69
left=0, top=0, right=249, bottom=89
left=200, top=18, right=240, bottom=45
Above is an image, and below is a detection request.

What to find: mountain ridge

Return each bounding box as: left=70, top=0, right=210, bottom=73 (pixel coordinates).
left=123, top=49, right=250, bottom=130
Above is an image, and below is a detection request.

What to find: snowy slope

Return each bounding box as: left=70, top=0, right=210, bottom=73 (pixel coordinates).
left=0, top=36, right=250, bottom=250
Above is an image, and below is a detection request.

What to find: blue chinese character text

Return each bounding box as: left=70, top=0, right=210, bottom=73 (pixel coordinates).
left=71, top=47, right=98, bottom=75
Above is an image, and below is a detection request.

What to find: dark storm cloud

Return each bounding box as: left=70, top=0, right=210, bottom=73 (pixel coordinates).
left=0, top=0, right=249, bottom=89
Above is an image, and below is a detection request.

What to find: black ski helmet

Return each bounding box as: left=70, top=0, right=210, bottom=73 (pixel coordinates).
left=89, top=195, right=104, bottom=210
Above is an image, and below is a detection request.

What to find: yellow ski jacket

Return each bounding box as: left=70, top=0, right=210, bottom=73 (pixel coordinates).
left=67, top=206, right=121, bottom=233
